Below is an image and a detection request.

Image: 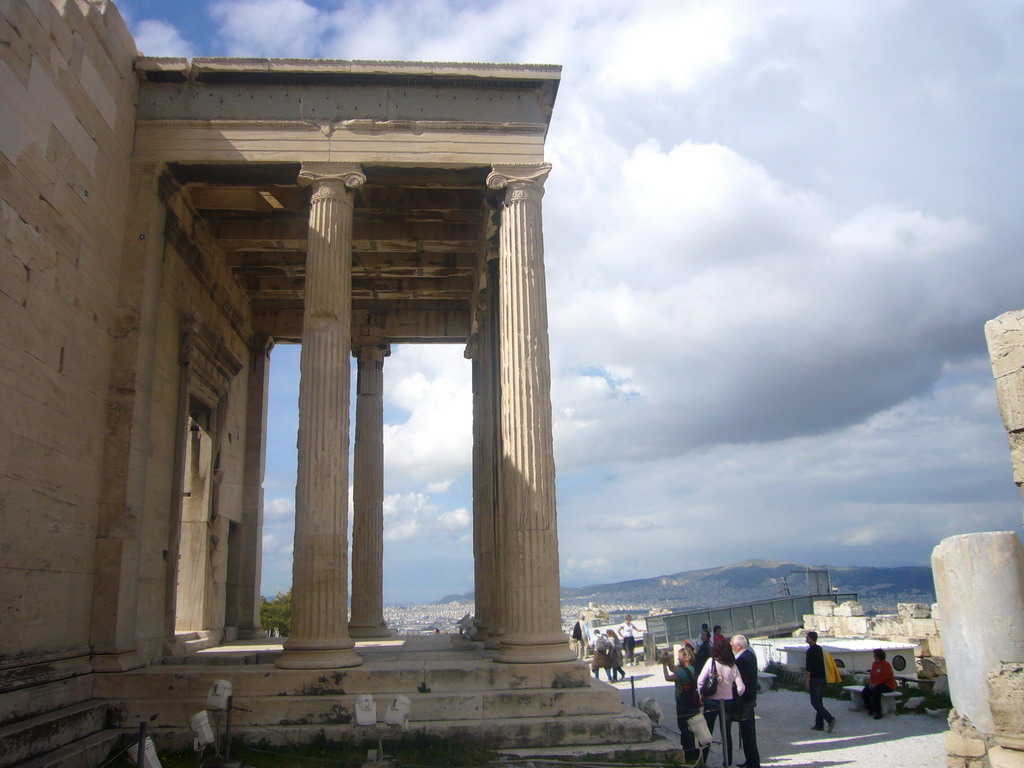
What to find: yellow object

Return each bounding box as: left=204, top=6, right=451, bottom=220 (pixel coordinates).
left=824, top=651, right=842, bottom=684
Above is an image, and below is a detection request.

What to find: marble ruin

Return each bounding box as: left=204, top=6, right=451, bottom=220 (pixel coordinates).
left=927, top=312, right=1024, bottom=768
left=0, top=0, right=655, bottom=763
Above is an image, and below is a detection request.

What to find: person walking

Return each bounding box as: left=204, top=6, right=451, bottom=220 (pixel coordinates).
left=663, top=645, right=703, bottom=763
left=698, top=637, right=745, bottom=766
left=571, top=616, right=585, bottom=659
left=805, top=631, right=836, bottom=732
left=590, top=630, right=610, bottom=680
left=606, top=629, right=626, bottom=681
left=730, top=635, right=761, bottom=768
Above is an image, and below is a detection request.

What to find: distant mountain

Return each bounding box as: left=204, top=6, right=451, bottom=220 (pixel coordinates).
left=433, top=560, right=936, bottom=614
left=558, top=559, right=935, bottom=614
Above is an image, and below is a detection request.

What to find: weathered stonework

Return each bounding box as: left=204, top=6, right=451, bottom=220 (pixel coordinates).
left=2, top=0, right=636, bottom=760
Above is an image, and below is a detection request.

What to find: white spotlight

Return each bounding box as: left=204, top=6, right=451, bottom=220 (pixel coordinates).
left=355, top=694, right=378, bottom=726
left=383, top=695, right=411, bottom=728
left=188, top=710, right=215, bottom=749
left=127, top=737, right=162, bottom=768
left=207, top=679, right=233, bottom=711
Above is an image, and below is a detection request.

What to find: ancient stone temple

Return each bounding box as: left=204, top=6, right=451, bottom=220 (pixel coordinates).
left=0, top=1, right=654, bottom=764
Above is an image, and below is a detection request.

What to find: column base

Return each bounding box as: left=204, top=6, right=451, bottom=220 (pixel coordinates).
left=275, top=643, right=363, bottom=669
left=348, top=622, right=391, bottom=639
left=492, top=634, right=576, bottom=664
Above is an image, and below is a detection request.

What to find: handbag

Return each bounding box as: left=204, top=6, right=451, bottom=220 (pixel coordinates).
left=699, top=659, right=718, bottom=698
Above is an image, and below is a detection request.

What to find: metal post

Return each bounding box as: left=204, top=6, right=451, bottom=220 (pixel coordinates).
left=224, top=695, right=233, bottom=761
left=136, top=722, right=146, bottom=768
left=630, top=676, right=636, bottom=708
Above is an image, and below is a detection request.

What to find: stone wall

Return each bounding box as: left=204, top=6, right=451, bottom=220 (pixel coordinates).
left=1, top=0, right=139, bottom=683
left=1, top=0, right=262, bottom=696
left=803, top=600, right=945, bottom=661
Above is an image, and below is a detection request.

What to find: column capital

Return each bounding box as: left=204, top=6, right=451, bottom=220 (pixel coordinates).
left=487, top=163, right=552, bottom=199
left=352, top=342, right=391, bottom=361
left=298, top=163, right=366, bottom=193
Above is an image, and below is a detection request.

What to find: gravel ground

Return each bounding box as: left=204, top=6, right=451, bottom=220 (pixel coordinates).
left=609, top=668, right=947, bottom=768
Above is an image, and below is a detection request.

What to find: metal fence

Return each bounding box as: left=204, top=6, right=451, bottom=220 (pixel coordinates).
left=643, top=593, right=859, bottom=650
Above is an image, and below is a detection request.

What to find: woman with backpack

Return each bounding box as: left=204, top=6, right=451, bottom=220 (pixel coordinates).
left=697, top=637, right=746, bottom=766
left=663, top=645, right=702, bottom=763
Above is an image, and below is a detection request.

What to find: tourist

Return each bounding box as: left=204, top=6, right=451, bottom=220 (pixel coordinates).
left=591, top=631, right=610, bottom=679
left=730, top=635, right=761, bottom=768
left=606, top=629, right=626, bottom=681
left=618, top=615, right=639, bottom=665
left=862, top=648, right=896, bottom=719
left=662, top=645, right=702, bottom=763
left=694, top=629, right=712, bottom=676
left=571, top=616, right=585, bottom=659
left=698, top=637, right=745, bottom=766
left=805, top=631, right=836, bottom=732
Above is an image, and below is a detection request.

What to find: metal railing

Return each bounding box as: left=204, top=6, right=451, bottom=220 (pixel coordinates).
left=644, top=593, right=859, bottom=650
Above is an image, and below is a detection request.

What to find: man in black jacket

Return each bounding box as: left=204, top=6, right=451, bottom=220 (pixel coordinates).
left=730, top=635, right=760, bottom=768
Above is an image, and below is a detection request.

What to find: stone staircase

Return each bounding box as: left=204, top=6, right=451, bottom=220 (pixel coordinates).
left=0, top=699, right=118, bottom=768
left=92, top=635, right=655, bottom=751
left=0, top=661, right=120, bottom=768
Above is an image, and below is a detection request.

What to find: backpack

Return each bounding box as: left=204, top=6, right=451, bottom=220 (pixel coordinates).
left=676, top=667, right=702, bottom=709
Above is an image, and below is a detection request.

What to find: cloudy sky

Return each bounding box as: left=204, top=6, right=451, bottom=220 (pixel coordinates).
left=121, top=0, right=1024, bottom=603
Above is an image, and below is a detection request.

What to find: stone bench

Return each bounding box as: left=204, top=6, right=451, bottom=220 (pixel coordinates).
left=843, top=685, right=900, bottom=714
left=757, top=672, right=776, bottom=692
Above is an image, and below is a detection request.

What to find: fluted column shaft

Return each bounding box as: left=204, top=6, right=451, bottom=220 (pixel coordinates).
left=471, top=265, right=500, bottom=644
left=349, top=343, right=390, bottom=638
left=487, top=164, right=574, bottom=664
left=277, top=163, right=365, bottom=670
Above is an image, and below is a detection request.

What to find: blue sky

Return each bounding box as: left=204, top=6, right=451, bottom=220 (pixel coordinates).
left=121, top=0, right=1024, bottom=603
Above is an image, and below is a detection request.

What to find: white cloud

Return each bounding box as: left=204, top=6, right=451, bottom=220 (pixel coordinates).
left=264, top=498, right=294, bottom=520
left=230, top=0, right=1024, bottom=601
left=133, top=19, right=195, bottom=57
left=439, top=507, right=470, bottom=531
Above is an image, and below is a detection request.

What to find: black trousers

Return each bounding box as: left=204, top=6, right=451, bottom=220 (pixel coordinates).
left=676, top=705, right=701, bottom=762
left=703, top=701, right=733, bottom=766
left=862, top=684, right=891, bottom=715
left=731, top=707, right=759, bottom=768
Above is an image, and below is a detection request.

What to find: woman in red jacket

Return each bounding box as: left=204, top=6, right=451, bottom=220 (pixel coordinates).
left=862, top=649, right=896, bottom=719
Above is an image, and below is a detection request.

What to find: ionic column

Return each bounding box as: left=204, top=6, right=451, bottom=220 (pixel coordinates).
left=349, top=343, right=391, bottom=638
left=487, top=164, right=574, bottom=664
left=471, top=267, right=500, bottom=644
left=276, top=163, right=364, bottom=670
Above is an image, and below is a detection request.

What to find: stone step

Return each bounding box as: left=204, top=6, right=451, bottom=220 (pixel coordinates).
left=116, top=709, right=654, bottom=751
left=110, top=685, right=624, bottom=730
left=498, top=732, right=684, bottom=764
left=92, top=659, right=595, bottom=699
left=0, top=701, right=108, bottom=768
left=11, top=730, right=121, bottom=768
left=0, top=676, right=93, bottom=725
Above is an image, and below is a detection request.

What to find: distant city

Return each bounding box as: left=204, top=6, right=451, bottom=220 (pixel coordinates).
left=376, top=560, right=937, bottom=633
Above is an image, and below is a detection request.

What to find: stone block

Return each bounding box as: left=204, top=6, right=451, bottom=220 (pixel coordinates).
left=990, top=663, right=1024, bottom=751
left=834, top=601, right=865, bottom=617
left=990, top=746, right=1024, bottom=768
left=945, top=730, right=988, bottom=758
left=899, top=603, right=932, bottom=619
left=813, top=601, right=835, bottom=617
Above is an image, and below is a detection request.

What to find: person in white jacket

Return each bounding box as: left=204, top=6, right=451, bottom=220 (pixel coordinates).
left=697, top=637, right=746, bottom=766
